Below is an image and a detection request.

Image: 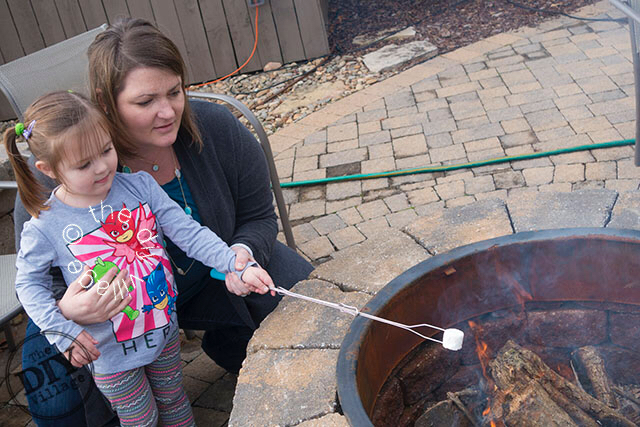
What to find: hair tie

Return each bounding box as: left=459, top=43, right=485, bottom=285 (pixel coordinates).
left=20, top=120, right=36, bottom=140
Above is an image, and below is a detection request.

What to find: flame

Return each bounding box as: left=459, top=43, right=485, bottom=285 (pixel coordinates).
left=469, top=320, right=502, bottom=425
left=469, top=320, right=491, bottom=378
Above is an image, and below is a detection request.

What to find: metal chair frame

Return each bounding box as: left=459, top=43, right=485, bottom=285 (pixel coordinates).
left=610, top=0, right=640, bottom=165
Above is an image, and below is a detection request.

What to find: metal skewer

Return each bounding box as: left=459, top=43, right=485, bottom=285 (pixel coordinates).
left=270, top=286, right=464, bottom=351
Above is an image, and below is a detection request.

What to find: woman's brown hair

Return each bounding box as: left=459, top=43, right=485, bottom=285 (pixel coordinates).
left=3, top=91, right=111, bottom=217
left=87, top=18, right=202, bottom=159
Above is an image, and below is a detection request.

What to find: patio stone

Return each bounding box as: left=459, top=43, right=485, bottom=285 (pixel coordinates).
left=328, top=226, right=366, bottom=249
left=608, top=191, right=640, bottom=229
left=405, top=198, right=513, bottom=254
left=507, top=189, right=618, bottom=231
left=310, top=214, right=347, bottom=235
left=311, top=229, right=429, bottom=294
left=230, top=349, right=339, bottom=427
left=192, top=407, right=228, bottom=427
left=182, top=352, right=226, bottom=384
left=298, top=413, right=350, bottom=426
left=248, top=279, right=370, bottom=352
left=326, top=181, right=362, bottom=201
left=327, top=122, right=358, bottom=142
left=195, top=374, right=237, bottom=412
left=299, top=236, right=335, bottom=260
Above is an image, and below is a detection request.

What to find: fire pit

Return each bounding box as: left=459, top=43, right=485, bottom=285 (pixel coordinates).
left=337, top=228, right=640, bottom=426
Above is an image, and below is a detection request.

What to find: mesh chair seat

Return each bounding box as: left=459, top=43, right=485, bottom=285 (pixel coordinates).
left=0, top=254, right=20, bottom=349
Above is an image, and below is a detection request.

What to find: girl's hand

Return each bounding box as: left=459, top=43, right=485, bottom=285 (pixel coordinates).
left=225, top=246, right=255, bottom=297
left=65, top=330, right=100, bottom=367
left=58, top=265, right=133, bottom=324
left=241, top=266, right=274, bottom=296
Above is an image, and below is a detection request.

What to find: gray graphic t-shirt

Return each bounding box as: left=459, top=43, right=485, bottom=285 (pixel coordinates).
left=16, top=171, right=251, bottom=374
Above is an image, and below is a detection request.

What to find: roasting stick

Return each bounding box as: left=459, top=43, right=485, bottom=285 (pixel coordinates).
left=269, top=286, right=464, bottom=351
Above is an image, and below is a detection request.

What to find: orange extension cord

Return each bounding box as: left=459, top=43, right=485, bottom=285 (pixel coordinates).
left=191, top=5, right=260, bottom=88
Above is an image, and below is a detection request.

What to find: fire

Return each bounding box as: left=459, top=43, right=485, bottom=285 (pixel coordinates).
left=469, top=320, right=491, bottom=378
left=469, top=320, right=502, bottom=425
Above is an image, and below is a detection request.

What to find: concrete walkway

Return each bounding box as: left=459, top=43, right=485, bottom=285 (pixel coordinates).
left=1, top=1, right=640, bottom=426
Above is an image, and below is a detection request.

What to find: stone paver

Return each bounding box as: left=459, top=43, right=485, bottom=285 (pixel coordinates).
left=231, top=349, right=339, bottom=426
left=507, top=189, right=618, bottom=231
left=248, top=280, right=370, bottom=352
left=312, top=228, right=430, bottom=294
left=404, top=199, right=513, bottom=254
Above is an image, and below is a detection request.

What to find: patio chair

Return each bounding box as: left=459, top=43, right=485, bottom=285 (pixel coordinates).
left=0, top=23, right=295, bottom=348
left=610, top=0, right=640, bottom=165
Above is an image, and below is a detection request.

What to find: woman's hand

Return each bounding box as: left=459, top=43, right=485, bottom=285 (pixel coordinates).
left=65, top=330, right=100, bottom=367
left=58, top=265, right=133, bottom=325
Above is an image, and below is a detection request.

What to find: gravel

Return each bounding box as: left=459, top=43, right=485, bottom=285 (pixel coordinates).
left=188, top=0, right=605, bottom=136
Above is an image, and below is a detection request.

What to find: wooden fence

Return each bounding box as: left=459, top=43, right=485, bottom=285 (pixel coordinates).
left=0, top=0, right=329, bottom=86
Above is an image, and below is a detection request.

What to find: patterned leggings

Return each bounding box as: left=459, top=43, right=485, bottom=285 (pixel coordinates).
left=93, top=330, right=195, bottom=426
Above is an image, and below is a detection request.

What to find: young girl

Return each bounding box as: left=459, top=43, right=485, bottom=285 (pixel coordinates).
left=6, top=91, right=274, bottom=426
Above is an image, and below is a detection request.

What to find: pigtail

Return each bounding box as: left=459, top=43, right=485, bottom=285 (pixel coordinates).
left=3, top=127, right=47, bottom=218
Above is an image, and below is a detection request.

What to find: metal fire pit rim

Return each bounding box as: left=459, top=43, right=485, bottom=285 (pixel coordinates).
left=336, top=227, right=640, bottom=427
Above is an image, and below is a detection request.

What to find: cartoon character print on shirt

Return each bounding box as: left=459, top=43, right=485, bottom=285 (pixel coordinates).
left=101, top=203, right=155, bottom=263
left=67, top=202, right=176, bottom=342
left=142, top=263, right=176, bottom=316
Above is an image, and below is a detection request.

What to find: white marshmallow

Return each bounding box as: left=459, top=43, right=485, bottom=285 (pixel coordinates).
left=442, top=328, right=464, bottom=351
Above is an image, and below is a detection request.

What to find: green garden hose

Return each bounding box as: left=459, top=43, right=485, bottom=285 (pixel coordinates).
left=280, top=139, right=636, bottom=188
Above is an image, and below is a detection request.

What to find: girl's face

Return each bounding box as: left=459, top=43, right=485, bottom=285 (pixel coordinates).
left=115, top=66, right=185, bottom=153
left=37, top=129, right=118, bottom=207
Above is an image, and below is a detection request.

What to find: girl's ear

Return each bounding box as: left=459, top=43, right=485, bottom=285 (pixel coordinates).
left=35, top=160, right=57, bottom=180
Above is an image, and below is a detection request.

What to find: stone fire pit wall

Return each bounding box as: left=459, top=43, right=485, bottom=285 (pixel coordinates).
left=228, top=189, right=640, bottom=426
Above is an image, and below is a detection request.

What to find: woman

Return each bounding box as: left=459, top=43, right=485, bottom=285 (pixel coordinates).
left=14, top=18, right=313, bottom=426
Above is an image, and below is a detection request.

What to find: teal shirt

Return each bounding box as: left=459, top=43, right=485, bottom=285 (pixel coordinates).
left=161, top=176, right=215, bottom=306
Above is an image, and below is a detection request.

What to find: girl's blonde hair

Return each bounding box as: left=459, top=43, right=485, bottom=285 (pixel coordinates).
left=4, top=91, right=111, bottom=218
left=87, top=18, right=202, bottom=159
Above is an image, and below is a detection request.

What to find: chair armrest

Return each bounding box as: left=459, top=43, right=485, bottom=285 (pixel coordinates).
left=0, top=181, right=17, bottom=189
left=610, top=0, right=640, bottom=25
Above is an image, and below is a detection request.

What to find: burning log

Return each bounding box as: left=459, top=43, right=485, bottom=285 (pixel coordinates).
left=571, top=346, right=618, bottom=409
left=612, top=385, right=640, bottom=425
left=414, top=389, right=479, bottom=427
left=489, top=341, right=635, bottom=427
left=495, top=380, right=580, bottom=426
left=414, top=399, right=474, bottom=427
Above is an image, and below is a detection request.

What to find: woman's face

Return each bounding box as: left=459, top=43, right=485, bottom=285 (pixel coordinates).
left=115, top=66, right=185, bottom=152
